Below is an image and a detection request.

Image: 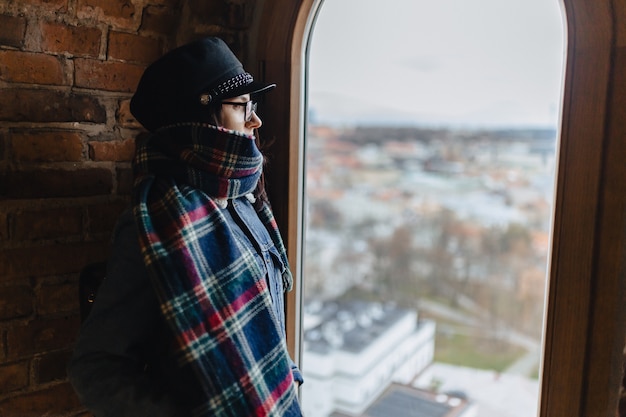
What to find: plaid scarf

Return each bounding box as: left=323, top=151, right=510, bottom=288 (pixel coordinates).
left=132, top=123, right=300, bottom=417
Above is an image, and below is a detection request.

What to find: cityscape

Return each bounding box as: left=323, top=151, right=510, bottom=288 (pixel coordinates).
left=299, top=124, right=557, bottom=417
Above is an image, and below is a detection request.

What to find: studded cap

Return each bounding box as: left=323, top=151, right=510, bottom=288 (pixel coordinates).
left=130, top=37, right=276, bottom=132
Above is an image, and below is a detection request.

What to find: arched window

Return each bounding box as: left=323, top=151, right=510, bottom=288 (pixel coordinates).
left=254, top=1, right=624, bottom=415
left=301, top=1, right=564, bottom=416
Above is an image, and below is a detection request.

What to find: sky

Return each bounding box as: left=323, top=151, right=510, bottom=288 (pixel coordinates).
left=307, top=0, right=566, bottom=129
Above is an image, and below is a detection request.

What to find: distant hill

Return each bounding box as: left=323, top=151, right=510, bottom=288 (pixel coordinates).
left=317, top=125, right=557, bottom=145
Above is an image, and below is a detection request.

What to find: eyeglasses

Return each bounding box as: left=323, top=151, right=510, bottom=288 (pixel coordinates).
left=221, top=100, right=258, bottom=122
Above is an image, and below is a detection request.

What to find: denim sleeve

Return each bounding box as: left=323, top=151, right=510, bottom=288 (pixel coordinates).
left=67, top=211, right=182, bottom=417
left=291, top=360, right=304, bottom=385
left=267, top=248, right=304, bottom=386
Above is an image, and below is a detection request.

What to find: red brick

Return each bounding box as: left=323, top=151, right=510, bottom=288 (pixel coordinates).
left=75, top=58, right=144, bottom=92
left=84, top=0, right=135, bottom=18
left=0, top=382, right=82, bottom=417
left=0, top=130, right=6, bottom=161
left=35, top=349, right=72, bottom=384
left=0, top=14, right=27, bottom=48
left=40, top=21, right=102, bottom=57
left=77, top=0, right=136, bottom=27
left=87, top=201, right=127, bottom=235
left=0, top=50, right=65, bottom=85
left=13, top=206, right=83, bottom=241
left=37, top=281, right=79, bottom=315
left=0, top=89, right=106, bottom=123
left=116, top=166, right=134, bottom=195
left=0, top=361, right=29, bottom=393
left=6, top=315, right=80, bottom=360
left=184, top=0, right=227, bottom=24
left=0, top=167, right=113, bottom=199
left=0, top=285, right=33, bottom=320
left=139, top=5, right=180, bottom=35
left=149, top=0, right=181, bottom=6
left=117, top=98, right=142, bottom=128
left=11, top=131, right=84, bottom=163
left=88, top=138, right=135, bottom=162
left=18, top=0, right=68, bottom=10
left=0, top=333, right=5, bottom=362
left=0, top=241, right=108, bottom=281
left=108, top=31, right=162, bottom=64
left=0, top=211, right=8, bottom=241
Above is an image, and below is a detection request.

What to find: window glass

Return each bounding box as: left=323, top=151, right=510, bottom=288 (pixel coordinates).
left=301, top=1, right=565, bottom=416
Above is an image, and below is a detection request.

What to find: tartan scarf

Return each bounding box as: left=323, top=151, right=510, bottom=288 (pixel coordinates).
left=132, top=123, right=300, bottom=417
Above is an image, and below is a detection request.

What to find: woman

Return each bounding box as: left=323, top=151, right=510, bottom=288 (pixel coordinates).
left=68, top=37, right=303, bottom=417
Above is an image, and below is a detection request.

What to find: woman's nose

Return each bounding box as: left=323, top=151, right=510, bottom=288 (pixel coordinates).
left=247, top=111, right=262, bottom=129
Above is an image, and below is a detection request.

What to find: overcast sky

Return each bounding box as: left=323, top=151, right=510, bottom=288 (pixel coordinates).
left=307, top=0, right=566, bottom=129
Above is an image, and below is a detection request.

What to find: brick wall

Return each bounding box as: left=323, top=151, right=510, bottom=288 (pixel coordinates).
left=621, top=341, right=626, bottom=417
left=0, top=0, right=257, bottom=415
left=0, top=1, right=624, bottom=417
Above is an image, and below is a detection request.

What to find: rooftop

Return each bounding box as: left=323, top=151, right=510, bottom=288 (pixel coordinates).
left=330, top=383, right=472, bottom=417
left=303, top=299, right=415, bottom=354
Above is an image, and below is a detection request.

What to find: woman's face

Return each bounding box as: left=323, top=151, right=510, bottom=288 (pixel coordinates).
left=220, top=94, right=262, bottom=135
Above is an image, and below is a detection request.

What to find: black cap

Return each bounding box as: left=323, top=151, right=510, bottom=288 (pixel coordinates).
left=130, top=37, right=276, bottom=131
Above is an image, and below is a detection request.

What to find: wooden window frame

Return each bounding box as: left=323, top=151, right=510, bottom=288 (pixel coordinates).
left=252, top=1, right=626, bottom=415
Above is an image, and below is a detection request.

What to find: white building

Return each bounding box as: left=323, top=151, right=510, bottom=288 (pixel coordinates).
left=301, top=299, right=439, bottom=417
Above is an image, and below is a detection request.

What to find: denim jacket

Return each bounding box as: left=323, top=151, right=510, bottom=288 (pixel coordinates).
left=68, top=196, right=302, bottom=417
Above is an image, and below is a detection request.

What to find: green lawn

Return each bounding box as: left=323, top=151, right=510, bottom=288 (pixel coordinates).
left=434, top=330, right=527, bottom=372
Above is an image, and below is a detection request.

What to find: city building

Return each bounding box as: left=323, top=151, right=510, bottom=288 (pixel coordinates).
left=301, top=298, right=439, bottom=417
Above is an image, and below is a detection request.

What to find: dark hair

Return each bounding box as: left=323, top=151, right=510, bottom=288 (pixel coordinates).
left=250, top=131, right=270, bottom=211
